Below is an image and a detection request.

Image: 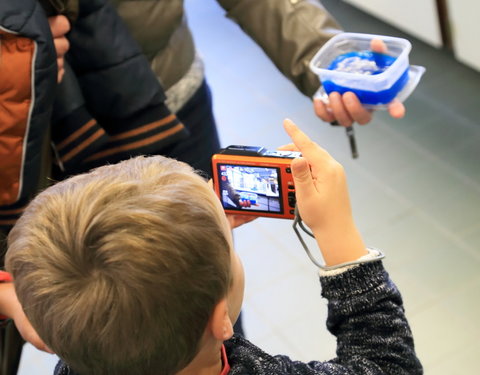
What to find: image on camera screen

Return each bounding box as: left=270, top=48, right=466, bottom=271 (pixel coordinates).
left=217, top=164, right=282, bottom=213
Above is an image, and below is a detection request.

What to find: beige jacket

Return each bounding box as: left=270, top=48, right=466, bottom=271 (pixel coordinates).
left=112, top=0, right=341, bottom=98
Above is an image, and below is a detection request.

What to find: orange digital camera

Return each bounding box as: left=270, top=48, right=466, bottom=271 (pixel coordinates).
left=211, top=146, right=301, bottom=219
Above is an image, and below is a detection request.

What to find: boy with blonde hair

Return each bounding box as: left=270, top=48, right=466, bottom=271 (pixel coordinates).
left=6, top=120, right=422, bottom=375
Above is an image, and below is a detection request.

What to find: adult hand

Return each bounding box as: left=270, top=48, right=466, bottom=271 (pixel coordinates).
left=48, top=15, right=71, bottom=83
left=313, top=39, right=405, bottom=127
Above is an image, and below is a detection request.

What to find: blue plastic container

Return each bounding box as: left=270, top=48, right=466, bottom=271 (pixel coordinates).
left=310, top=33, right=424, bottom=107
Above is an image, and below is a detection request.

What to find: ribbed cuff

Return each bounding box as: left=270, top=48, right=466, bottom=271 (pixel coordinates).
left=320, top=260, right=387, bottom=300
left=51, top=106, right=109, bottom=172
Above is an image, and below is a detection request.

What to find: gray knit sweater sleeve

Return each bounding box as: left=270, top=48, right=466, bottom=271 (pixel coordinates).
left=226, top=261, right=423, bottom=374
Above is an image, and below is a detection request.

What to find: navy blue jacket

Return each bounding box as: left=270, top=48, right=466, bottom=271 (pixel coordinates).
left=0, top=0, right=187, bottom=230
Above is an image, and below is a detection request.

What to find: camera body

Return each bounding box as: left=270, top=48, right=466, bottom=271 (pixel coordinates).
left=211, top=146, right=301, bottom=219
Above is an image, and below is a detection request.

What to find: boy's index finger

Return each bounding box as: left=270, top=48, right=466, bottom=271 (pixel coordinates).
left=283, top=119, right=329, bottom=161
left=283, top=119, right=315, bottom=150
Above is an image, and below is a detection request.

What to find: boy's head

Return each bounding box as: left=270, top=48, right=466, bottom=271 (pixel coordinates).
left=6, top=155, right=244, bottom=375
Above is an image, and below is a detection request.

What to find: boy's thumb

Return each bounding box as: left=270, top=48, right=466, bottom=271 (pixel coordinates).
left=291, top=158, right=315, bottom=196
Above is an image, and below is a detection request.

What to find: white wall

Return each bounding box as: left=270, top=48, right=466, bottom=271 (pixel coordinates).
left=343, top=0, right=443, bottom=48
left=446, top=0, right=480, bottom=71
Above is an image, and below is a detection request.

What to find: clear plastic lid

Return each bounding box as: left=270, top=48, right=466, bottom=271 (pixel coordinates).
left=310, top=32, right=425, bottom=108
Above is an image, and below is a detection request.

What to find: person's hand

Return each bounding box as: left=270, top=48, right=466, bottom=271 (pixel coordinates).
left=281, top=119, right=352, bottom=232
left=238, top=199, right=251, bottom=208
left=48, top=15, right=71, bottom=83
left=0, top=283, right=53, bottom=353
left=313, top=39, right=405, bottom=127
left=226, top=213, right=257, bottom=230
left=282, top=119, right=367, bottom=266
left=207, top=179, right=257, bottom=229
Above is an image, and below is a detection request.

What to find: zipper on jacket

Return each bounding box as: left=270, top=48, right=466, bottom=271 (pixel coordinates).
left=51, top=142, right=66, bottom=172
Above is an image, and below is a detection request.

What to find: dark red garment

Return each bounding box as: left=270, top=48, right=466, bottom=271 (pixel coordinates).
left=220, top=344, right=231, bottom=375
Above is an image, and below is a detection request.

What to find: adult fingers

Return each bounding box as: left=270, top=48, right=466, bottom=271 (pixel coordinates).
left=54, top=37, right=70, bottom=58
left=342, top=92, right=372, bottom=125
left=329, top=92, right=354, bottom=127
left=370, top=40, right=407, bottom=119
left=387, top=99, right=406, bottom=118
left=57, top=57, right=64, bottom=71
left=370, top=38, right=387, bottom=53
left=48, top=15, right=71, bottom=38
left=313, top=97, right=336, bottom=123
left=57, top=69, right=65, bottom=83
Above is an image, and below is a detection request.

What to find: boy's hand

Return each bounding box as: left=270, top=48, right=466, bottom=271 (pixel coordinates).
left=282, top=120, right=351, bottom=233
left=283, top=119, right=367, bottom=266
left=226, top=214, right=257, bottom=230
left=48, top=15, right=71, bottom=83
left=313, top=39, right=406, bottom=127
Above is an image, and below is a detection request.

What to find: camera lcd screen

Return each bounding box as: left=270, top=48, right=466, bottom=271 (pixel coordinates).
left=216, top=164, right=283, bottom=214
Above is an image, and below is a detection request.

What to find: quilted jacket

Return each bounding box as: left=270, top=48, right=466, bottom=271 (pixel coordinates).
left=0, top=0, right=186, bottom=230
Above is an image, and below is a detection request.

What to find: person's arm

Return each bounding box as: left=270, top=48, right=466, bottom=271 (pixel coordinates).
left=284, top=120, right=366, bottom=265
left=279, top=119, right=422, bottom=373
left=217, top=1, right=404, bottom=126
left=0, top=273, right=52, bottom=353
left=217, top=0, right=339, bottom=98
left=225, top=181, right=242, bottom=208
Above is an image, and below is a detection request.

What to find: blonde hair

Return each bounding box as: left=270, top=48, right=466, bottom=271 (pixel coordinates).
left=6, top=156, right=231, bottom=375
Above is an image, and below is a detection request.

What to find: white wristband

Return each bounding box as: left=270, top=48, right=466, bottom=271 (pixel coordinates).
left=319, top=248, right=384, bottom=276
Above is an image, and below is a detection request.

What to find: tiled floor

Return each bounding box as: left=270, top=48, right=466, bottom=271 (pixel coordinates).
left=19, top=0, right=480, bottom=373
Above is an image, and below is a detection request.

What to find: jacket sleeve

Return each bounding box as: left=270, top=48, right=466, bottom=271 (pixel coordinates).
left=66, top=0, right=169, bottom=129
left=302, top=261, right=423, bottom=374
left=0, top=0, right=57, bottom=228
left=50, top=0, right=188, bottom=176
left=216, top=0, right=342, bottom=97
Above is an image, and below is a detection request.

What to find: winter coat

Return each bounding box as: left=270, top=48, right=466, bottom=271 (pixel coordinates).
left=0, top=0, right=186, bottom=230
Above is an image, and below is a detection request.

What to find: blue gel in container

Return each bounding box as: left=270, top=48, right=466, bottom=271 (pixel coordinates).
left=323, top=51, right=410, bottom=105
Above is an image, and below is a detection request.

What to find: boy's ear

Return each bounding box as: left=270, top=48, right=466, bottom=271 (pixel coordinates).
left=210, top=298, right=233, bottom=341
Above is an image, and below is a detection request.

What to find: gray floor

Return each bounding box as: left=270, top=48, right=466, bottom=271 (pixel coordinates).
left=19, top=0, right=480, bottom=373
